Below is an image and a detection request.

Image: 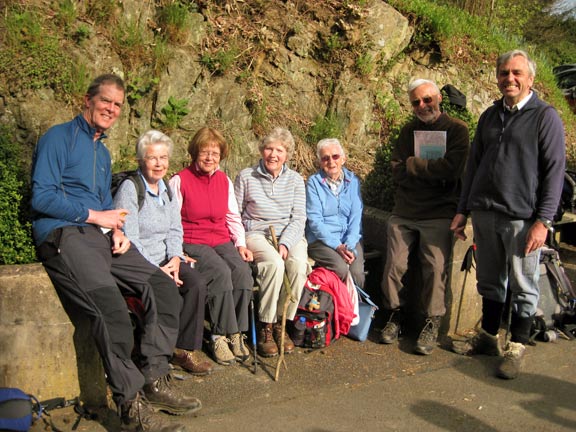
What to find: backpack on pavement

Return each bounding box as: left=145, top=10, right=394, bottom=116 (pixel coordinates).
left=533, top=246, right=576, bottom=341
left=291, top=279, right=335, bottom=349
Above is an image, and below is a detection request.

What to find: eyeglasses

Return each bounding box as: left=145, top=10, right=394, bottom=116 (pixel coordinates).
left=410, top=96, right=434, bottom=107
left=143, top=155, right=169, bottom=163
left=198, top=150, right=221, bottom=159
left=320, top=154, right=342, bottom=163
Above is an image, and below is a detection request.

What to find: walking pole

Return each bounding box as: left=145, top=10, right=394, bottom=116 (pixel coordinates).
left=269, top=226, right=296, bottom=382
left=455, top=244, right=475, bottom=336
left=250, top=294, right=258, bottom=374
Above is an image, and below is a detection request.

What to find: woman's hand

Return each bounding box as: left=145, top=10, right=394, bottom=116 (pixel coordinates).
left=336, top=244, right=355, bottom=264
left=160, top=256, right=183, bottom=286
left=237, top=245, right=254, bottom=262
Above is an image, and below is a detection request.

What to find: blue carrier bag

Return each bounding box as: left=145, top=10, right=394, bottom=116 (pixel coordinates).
left=0, top=388, right=41, bottom=432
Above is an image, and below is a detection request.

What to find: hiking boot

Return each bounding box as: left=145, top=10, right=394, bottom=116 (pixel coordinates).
left=379, top=310, right=401, bottom=344
left=210, top=336, right=236, bottom=366
left=273, top=322, right=295, bottom=354
left=496, top=342, right=526, bottom=380
left=170, top=349, right=213, bottom=376
left=143, top=374, right=202, bottom=416
left=229, top=333, right=251, bottom=363
left=451, top=328, right=502, bottom=356
left=414, top=316, right=441, bottom=355
left=120, top=392, right=188, bottom=432
left=257, top=322, right=279, bottom=357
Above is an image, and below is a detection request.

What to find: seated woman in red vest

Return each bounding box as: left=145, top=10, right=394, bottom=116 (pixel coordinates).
left=169, top=127, right=254, bottom=366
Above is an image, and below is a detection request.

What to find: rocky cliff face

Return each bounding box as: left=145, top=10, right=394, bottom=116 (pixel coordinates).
left=0, top=0, right=500, bottom=181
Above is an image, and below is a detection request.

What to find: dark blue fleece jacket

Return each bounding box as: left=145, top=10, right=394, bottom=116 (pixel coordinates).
left=458, top=92, right=565, bottom=221
left=31, top=115, right=113, bottom=244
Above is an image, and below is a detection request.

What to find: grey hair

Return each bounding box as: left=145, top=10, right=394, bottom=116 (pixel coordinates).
left=407, top=79, right=440, bottom=96
left=496, top=49, right=537, bottom=77
left=135, top=130, right=174, bottom=160
left=316, top=138, right=345, bottom=160
left=258, top=127, right=295, bottom=159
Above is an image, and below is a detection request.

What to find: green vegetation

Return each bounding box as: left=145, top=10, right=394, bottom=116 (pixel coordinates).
left=0, top=126, right=36, bottom=265
left=156, top=1, right=197, bottom=43
left=308, top=112, right=347, bottom=145
left=200, top=47, right=239, bottom=75
left=156, top=96, right=190, bottom=130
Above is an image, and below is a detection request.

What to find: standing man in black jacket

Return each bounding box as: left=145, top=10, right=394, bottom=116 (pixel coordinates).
left=451, top=49, right=566, bottom=379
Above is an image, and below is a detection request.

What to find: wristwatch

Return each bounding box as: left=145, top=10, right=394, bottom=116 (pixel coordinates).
left=537, top=217, right=554, bottom=231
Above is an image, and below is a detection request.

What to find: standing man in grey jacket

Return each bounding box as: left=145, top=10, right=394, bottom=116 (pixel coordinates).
left=451, top=50, right=566, bottom=379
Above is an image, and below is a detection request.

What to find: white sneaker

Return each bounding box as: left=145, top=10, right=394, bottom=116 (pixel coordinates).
left=211, top=336, right=235, bottom=365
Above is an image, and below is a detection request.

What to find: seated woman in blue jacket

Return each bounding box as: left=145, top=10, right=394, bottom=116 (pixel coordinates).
left=306, top=138, right=365, bottom=288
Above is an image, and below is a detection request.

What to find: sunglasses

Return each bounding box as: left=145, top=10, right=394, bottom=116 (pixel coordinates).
left=410, top=96, right=434, bottom=107
left=320, top=154, right=342, bottom=163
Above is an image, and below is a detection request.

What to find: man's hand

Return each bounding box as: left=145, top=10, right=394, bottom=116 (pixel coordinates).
left=450, top=213, right=468, bottom=241
left=237, top=245, right=253, bottom=262
left=111, top=229, right=130, bottom=255
left=525, top=221, right=549, bottom=256
left=87, top=208, right=129, bottom=230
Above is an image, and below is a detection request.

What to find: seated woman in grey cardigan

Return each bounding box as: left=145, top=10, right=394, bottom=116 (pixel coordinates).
left=114, top=129, right=212, bottom=376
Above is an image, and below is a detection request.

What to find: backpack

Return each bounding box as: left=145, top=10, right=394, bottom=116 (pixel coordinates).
left=554, top=170, right=576, bottom=222
left=111, top=170, right=173, bottom=210
left=291, top=279, right=335, bottom=349
left=532, top=247, right=576, bottom=341
left=0, top=388, right=41, bottom=432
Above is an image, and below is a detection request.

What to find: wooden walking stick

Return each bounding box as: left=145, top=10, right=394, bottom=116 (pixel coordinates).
left=269, top=226, right=297, bottom=382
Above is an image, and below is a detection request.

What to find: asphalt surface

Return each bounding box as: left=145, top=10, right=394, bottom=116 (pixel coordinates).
left=34, top=242, right=576, bottom=432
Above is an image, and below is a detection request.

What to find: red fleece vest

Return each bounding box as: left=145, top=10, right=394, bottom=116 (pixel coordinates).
left=178, top=165, right=232, bottom=247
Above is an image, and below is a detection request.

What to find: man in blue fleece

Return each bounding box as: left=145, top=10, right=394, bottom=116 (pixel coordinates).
left=450, top=50, right=566, bottom=379
left=31, top=74, right=199, bottom=431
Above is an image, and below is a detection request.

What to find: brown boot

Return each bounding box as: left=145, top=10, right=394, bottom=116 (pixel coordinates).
left=170, top=349, right=213, bottom=376
left=273, top=322, right=295, bottom=354
left=120, top=392, right=188, bottom=431
left=142, top=374, right=202, bottom=416
left=257, top=322, right=278, bottom=357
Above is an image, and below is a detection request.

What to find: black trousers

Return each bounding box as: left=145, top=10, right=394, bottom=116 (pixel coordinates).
left=174, top=261, right=207, bottom=351
left=183, top=241, right=252, bottom=335
left=37, top=226, right=181, bottom=406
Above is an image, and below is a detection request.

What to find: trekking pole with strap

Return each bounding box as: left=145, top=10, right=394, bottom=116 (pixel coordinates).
left=455, top=243, right=476, bottom=336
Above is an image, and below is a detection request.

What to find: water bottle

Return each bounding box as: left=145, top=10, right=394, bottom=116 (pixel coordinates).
left=311, top=320, right=326, bottom=348
left=292, top=316, right=306, bottom=347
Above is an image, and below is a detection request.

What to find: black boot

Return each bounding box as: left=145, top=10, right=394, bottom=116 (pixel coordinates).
left=120, top=392, right=188, bottom=432
left=143, top=374, right=202, bottom=416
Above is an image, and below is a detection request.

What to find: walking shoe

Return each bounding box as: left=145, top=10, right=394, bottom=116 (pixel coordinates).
left=273, top=322, right=295, bottom=354
left=210, top=336, right=236, bottom=365
left=170, top=349, right=213, bottom=376
left=229, top=333, right=251, bottom=363
left=451, top=328, right=502, bottom=356
left=379, top=310, right=401, bottom=344
left=120, top=392, right=188, bottom=432
left=143, top=374, right=202, bottom=416
left=414, top=316, right=441, bottom=355
left=257, top=322, right=279, bottom=357
left=496, top=342, right=526, bottom=380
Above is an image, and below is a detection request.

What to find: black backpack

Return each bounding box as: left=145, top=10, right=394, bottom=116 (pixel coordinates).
left=554, top=170, right=576, bottom=222
left=532, top=247, right=576, bottom=341
left=111, top=170, right=173, bottom=210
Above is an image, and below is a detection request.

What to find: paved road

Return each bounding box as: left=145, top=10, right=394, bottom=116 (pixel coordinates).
left=42, top=331, right=576, bottom=432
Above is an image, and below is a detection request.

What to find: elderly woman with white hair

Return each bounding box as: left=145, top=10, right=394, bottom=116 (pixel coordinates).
left=114, top=129, right=212, bottom=376
left=306, top=138, right=365, bottom=288
left=234, top=127, right=309, bottom=358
